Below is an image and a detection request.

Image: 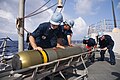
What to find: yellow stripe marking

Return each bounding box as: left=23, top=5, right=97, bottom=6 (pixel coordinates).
left=40, top=50, right=48, bottom=63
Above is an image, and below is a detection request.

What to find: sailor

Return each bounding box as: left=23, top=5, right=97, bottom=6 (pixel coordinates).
left=97, top=32, right=116, bottom=65
left=57, top=20, right=74, bottom=48
left=29, top=12, right=63, bottom=51
left=83, top=35, right=97, bottom=62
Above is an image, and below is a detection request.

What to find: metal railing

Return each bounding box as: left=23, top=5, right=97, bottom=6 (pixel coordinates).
left=0, top=37, right=13, bottom=63
left=88, top=19, right=120, bottom=34
left=0, top=51, right=90, bottom=80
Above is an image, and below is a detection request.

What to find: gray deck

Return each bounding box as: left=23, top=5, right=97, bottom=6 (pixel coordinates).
left=53, top=52, right=120, bottom=80
left=87, top=53, right=120, bottom=80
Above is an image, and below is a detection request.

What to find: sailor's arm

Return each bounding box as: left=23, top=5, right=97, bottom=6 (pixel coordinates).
left=67, top=34, right=73, bottom=46
left=56, top=38, right=65, bottom=49
left=29, top=35, right=43, bottom=51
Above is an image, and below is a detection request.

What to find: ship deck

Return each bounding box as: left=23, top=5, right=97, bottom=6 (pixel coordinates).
left=87, top=52, right=120, bottom=80
left=53, top=52, right=120, bottom=80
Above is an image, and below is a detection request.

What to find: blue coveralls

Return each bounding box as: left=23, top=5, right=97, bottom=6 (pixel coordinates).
left=29, top=22, right=60, bottom=49
left=59, top=25, right=73, bottom=46
left=99, top=35, right=115, bottom=64
left=83, top=38, right=97, bottom=62
left=83, top=38, right=96, bottom=47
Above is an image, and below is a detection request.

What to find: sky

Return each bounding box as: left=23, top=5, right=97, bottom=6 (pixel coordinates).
left=0, top=0, right=120, bottom=40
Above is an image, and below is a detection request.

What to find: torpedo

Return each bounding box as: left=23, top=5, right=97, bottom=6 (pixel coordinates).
left=12, top=44, right=87, bottom=70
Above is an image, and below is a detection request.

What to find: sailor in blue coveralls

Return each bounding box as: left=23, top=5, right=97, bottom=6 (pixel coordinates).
left=98, top=32, right=116, bottom=65
left=29, top=12, right=63, bottom=51
left=57, top=20, right=74, bottom=48
left=83, top=35, right=97, bottom=62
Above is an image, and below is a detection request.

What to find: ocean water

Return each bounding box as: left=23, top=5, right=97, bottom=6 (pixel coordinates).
left=0, top=40, right=82, bottom=56
left=0, top=41, right=28, bottom=56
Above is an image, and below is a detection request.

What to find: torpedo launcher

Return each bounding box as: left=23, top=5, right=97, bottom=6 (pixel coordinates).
left=12, top=44, right=87, bottom=70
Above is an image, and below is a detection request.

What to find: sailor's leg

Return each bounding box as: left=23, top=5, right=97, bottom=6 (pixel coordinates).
left=99, top=50, right=106, bottom=61
left=108, top=48, right=116, bottom=65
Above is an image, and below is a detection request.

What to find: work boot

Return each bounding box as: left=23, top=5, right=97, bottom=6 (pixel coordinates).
left=98, top=58, right=104, bottom=61
left=110, top=62, right=116, bottom=65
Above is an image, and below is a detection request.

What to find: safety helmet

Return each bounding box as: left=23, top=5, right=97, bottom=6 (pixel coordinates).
left=50, top=12, right=63, bottom=25
left=84, top=35, right=90, bottom=40
left=98, top=32, right=104, bottom=38
left=64, top=20, right=74, bottom=28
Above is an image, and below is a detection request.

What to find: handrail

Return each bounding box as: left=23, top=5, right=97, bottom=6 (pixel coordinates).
left=0, top=37, right=13, bottom=63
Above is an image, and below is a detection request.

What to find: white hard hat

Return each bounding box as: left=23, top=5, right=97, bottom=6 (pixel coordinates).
left=65, top=20, right=74, bottom=28
left=84, top=35, right=90, bottom=40
left=98, top=32, right=104, bottom=38
left=50, top=12, right=63, bottom=25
